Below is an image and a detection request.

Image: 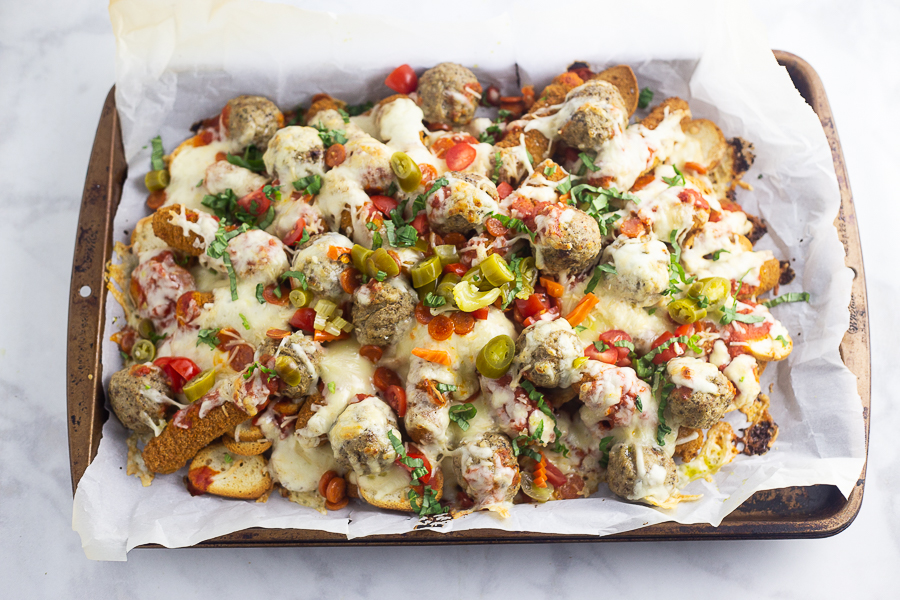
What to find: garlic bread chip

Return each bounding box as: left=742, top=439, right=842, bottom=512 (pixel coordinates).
left=641, top=97, right=691, bottom=130
left=188, top=442, right=273, bottom=500
left=680, top=119, right=727, bottom=172
left=356, top=464, right=444, bottom=513
left=592, top=65, right=639, bottom=117
left=708, top=137, right=756, bottom=197
left=222, top=429, right=272, bottom=456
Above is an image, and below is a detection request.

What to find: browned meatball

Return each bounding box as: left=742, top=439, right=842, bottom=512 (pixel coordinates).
left=606, top=443, right=676, bottom=502
left=108, top=364, right=172, bottom=435
left=351, top=278, right=418, bottom=346
left=290, top=232, right=354, bottom=299
left=558, top=79, right=628, bottom=152
left=258, top=333, right=321, bottom=399
left=514, top=319, right=583, bottom=388
left=425, top=172, right=501, bottom=234
left=532, top=203, right=602, bottom=274
left=664, top=358, right=735, bottom=429
left=226, top=95, right=283, bottom=150
left=453, top=432, right=521, bottom=508
left=328, top=396, right=400, bottom=476
left=417, top=62, right=482, bottom=126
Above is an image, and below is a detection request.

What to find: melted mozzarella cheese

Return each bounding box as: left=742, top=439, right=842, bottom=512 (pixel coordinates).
left=374, top=98, right=436, bottom=168
left=723, top=353, right=760, bottom=410
left=667, top=357, right=720, bottom=394
left=166, top=140, right=237, bottom=211
left=263, top=126, right=326, bottom=196
left=269, top=435, right=339, bottom=493
left=296, top=339, right=376, bottom=446
left=195, top=281, right=295, bottom=346
left=204, top=161, right=268, bottom=198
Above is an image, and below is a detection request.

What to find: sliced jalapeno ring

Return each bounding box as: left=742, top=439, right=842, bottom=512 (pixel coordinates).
left=436, top=273, right=461, bottom=303
left=275, top=355, right=303, bottom=387
left=390, top=152, right=423, bottom=193
left=411, top=256, right=442, bottom=289
left=137, top=318, right=156, bottom=340
left=434, top=244, right=460, bottom=267
left=183, top=368, right=216, bottom=403
left=131, top=339, right=156, bottom=362
left=668, top=297, right=707, bottom=324
left=289, top=289, right=312, bottom=308
left=689, top=276, right=730, bottom=306
left=366, top=248, right=401, bottom=279
left=351, top=244, right=373, bottom=272
left=475, top=334, right=515, bottom=379
left=416, top=280, right=438, bottom=302
left=480, top=254, right=515, bottom=287
left=144, top=169, right=170, bottom=192
left=453, top=281, right=501, bottom=312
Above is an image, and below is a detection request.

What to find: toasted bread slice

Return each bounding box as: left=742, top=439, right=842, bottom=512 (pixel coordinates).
left=593, top=65, right=638, bottom=117
left=641, top=97, right=691, bottom=130
left=708, top=137, right=756, bottom=197
left=188, top=442, right=273, bottom=500
left=680, top=119, right=727, bottom=172
left=222, top=431, right=272, bottom=456
left=356, top=464, right=444, bottom=513
left=131, top=215, right=170, bottom=255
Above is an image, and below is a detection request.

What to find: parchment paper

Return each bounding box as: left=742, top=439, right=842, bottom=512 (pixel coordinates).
left=73, top=0, right=866, bottom=560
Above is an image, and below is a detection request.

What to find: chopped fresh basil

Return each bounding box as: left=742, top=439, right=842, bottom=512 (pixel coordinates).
left=150, top=135, right=166, bottom=171
left=763, top=292, right=810, bottom=308
left=345, top=101, right=374, bottom=116
left=448, top=403, right=476, bottom=431
left=638, top=87, right=654, bottom=109
left=337, top=108, right=350, bottom=123
left=662, top=165, right=685, bottom=188
left=226, top=146, right=266, bottom=173
left=255, top=283, right=266, bottom=304
left=585, top=263, right=616, bottom=294
left=579, top=152, right=599, bottom=172
left=292, top=174, right=322, bottom=196
left=197, top=328, right=221, bottom=349
left=239, top=313, right=251, bottom=330
left=711, top=249, right=731, bottom=261
left=423, top=292, right=446, bottom=308
left=281, top=270, right=308, bottom=290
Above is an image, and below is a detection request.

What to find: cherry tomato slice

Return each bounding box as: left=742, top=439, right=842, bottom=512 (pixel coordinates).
left=410, top=213, right=429, bottom=236
left=496, top=181, right=514, bottom=199
left=651, top=331, right=686, bottom=365
left=289, top=308, right=316, bottom=333
left=237, top=187, right=271, bottom=218
left=444, top=143, right=476, bottom=171
left=385, top=64, right=418, bottom=94
left=585, top=344, right=618, bottom=364
left=385, top=385, right=407, bottom=417
left=544, top=460, right=568, bottom=488
left=471, top=307, right=490, bottom=320
left=397, top=443, right=432, bottom=485
left=515, top=293, right=550, bottom=319
left=443, top=263, right=468, bottom=277
left=153, top=356, right=201, bottom=394
left=283, top=218, right=307, bottom=246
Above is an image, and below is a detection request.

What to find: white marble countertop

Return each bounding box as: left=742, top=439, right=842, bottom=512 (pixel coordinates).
left=0, top=0, right=896, bottom=596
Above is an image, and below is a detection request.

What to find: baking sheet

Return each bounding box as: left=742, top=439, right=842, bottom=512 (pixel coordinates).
left=73, top=0, right=866, bottom=560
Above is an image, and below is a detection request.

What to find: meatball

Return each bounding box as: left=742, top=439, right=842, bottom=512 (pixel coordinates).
left=290, top=232, right=354, bottom=299
left=601, top=235, right=669, bottom=306
left=351, top=278, right=418, bottom=346
left=262, top=126, right=326, bottom=190
left=130, top=250, right=196, bottom=329
left=558, top=79, right=628, bottom=152
left=664, top=357, right=735, bottom=428
left=108, top=364, right=173, bottom=435
left=328, top=396, right=400, bottom=476
left=204, top=161, right=268, bottom=198
left=225, top=229, right=290, bottom=284
left=514, top=318, right=583, bottom=388
left=606, top=443, right=676, bottom=502
left=426, top=173, right=500, bottom=234
left=453, top=432, right=521, bottom=510
left=532, top=204, right=602, bottom=274
left=226, top=95, right=283, bottom=150
left=417, top=62, right=482, bottom=126
left=258, top=333, right=321, bottom=399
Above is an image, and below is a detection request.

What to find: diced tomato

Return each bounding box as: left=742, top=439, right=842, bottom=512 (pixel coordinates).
left=444, top=143, right=476, bottom=171
left=585, top=343, right=618, bottom=364
left=385, top=385, right=407, bottom=418
left=384, top=64, right=418, bottom=94
left=153, top=356, right=201, bottom=394
left=237, top=187, right=270, bottom=218
left=289, top=308, right=316, bottom=333
left=471, top=307, right=490, bottom=320
left=443, top=262, right=468, bottom=277
left=598, top=329, right=634, bottom=365
left=370, top=195, right=398, bottom=216
left=419, top=163, right=437, bottom=187
left=544, top=460, right=567, bottom=488
left=496, top=181, right=514, bottom=199
left=650, top=326, right=692, bottom=365
left=283, top=218, right=307, bottom=246
left=516, top=293, right=551, bottom=319
left=410, top=212, right=429, bottom=236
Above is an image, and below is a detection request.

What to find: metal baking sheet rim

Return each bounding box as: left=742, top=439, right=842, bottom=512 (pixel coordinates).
left=66, top=50, right=871, bottom=545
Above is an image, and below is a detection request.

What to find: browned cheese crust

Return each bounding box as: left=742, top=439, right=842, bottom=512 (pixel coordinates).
left=143, top=402, right=248, bottom=474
